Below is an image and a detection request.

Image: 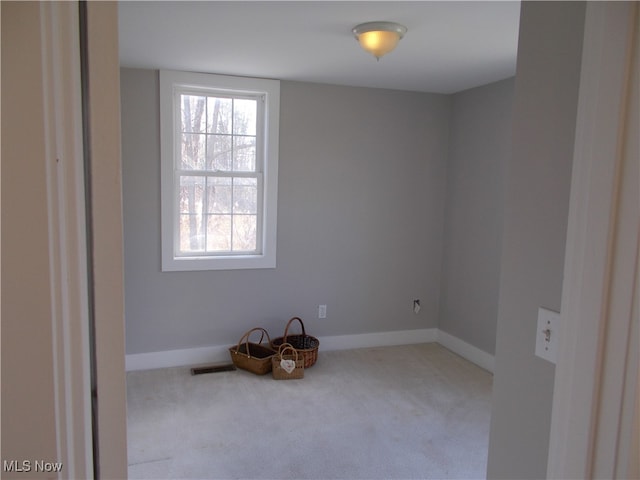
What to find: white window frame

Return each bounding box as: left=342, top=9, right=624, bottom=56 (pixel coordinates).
left=160, top=70, right=279, bottom=271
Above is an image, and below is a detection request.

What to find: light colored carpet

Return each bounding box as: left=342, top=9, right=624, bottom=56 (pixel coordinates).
left=127, top=343, right=492, bottom=480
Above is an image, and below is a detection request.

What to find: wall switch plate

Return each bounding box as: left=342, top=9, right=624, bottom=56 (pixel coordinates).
left=535, top=307, right=559, bottom=364
left=318, top=305, right=327, bottom=319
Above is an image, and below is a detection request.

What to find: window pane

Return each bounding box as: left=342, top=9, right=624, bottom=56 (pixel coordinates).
left=206, top=134, right=232, bottom=171
left=179, top=214, right=205, bottom=252
left=233, top=98, right=257, bottom=136
left=233, top=178, right=257, bottom=214
left=207, top=178, right=232, bottom=214
left=207, top=97, right=232, bottom=134
left=233, top=136, right=256, bottom=172
left=179, top=177, right=205, bottom=252
left=181, top=95, right=206, bottom=133
left=181, top=134, right=206, bottom=170
left=179, top=176, right=204, bottom=214
left=207, top=215, right=231, bottom=251
left=232, top=215, right=257, bottom=251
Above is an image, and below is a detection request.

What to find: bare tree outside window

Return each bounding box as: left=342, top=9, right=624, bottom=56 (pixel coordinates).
left=178, top=93, right=258, bottom=254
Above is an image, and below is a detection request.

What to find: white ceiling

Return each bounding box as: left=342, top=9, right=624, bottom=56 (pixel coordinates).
left=118, top=1, right=521, bottom=94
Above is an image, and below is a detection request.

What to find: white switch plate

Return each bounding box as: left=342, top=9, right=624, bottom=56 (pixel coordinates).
left=535, top=307, right=559, bottom=364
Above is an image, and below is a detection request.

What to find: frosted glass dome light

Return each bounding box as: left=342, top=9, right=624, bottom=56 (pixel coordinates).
left=352, top=21, right=407, bottom=60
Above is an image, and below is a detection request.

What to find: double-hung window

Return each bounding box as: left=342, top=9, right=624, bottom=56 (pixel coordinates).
left=160, top=70, right=279, bottom=271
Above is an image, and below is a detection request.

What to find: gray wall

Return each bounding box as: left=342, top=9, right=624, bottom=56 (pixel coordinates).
left=487, top=2, right=586, bottom=478
left=121, top=69, right=450, bottom=354
left=439, top=78, right=515, bottom=355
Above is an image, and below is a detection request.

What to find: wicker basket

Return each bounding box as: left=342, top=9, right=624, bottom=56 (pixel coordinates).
left=271, top=317, right=319, bottom=368
left=272, top=343, right=304, bottom=380
left=228, top=328, right=276, bottom=375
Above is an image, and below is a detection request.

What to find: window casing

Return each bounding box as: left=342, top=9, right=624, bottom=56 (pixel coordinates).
left=160, top=70, right=279, bottom=271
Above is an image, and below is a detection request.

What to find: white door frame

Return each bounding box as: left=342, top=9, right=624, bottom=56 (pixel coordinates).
left=547, top=2, right=639, bottom=478
left=40, top=2, right=128, bottom=477
left=40, top=2, right=94, bottom=477
left=81, top=3, right=128, bottom=477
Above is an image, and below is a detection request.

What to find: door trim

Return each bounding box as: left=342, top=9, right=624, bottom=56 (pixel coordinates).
left=547, top=3, right=639, bottom=478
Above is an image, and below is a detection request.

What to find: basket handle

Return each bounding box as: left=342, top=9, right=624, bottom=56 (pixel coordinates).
left=277, top=343, right=299, bottom=362
left=282, top=316, right=306, bottom=343
left=237, top=327, right=272, bottom=358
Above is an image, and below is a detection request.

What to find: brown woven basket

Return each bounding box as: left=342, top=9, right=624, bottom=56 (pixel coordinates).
left=271, top=343, right=304, bottom=380
left=228, top=328, right=276, bottom=375
left=271, top=317, right=319, bottom=368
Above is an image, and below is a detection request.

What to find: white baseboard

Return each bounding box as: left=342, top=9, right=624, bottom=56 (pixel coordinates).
left=436, top=330, right=495, bottom=373
left=319, top=328, right=438, bottom=351
left=125, top=344, right=232, bottom=372
left=126, top=328, right=438, bottom=371
left=125, top=328, right=495, bottom=373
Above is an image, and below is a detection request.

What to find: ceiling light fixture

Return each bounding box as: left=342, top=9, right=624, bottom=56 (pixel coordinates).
left=352, top=21, right=407, bottom=61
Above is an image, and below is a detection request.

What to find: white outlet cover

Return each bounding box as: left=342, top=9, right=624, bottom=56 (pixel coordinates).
left=535, top=307, right=559, bottom=364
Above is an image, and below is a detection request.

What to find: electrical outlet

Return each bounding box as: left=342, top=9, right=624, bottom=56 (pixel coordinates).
left=318, top=305, right=327, bottom=319
left=413, top=299, right=421, bottom=314
left=535, top=307, right=559, bottom=363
